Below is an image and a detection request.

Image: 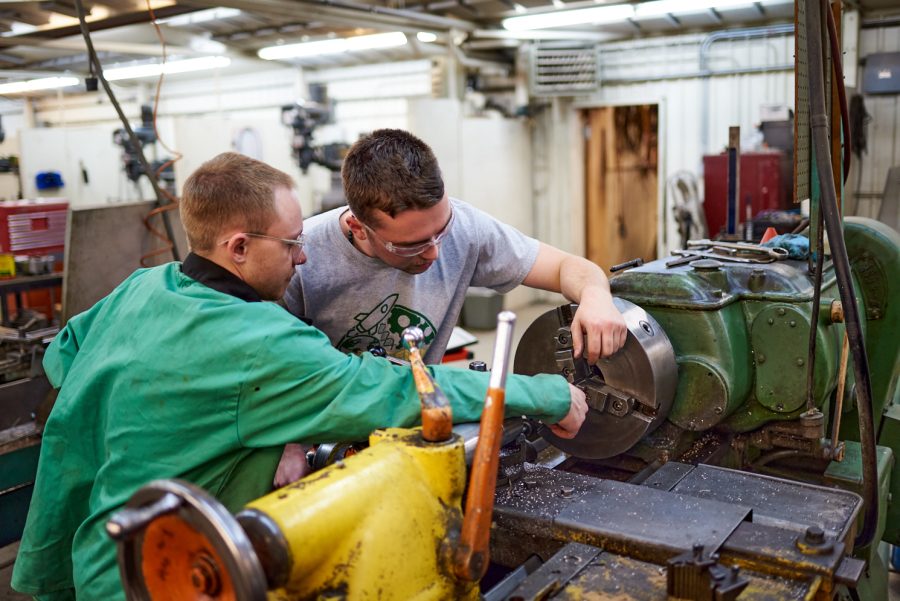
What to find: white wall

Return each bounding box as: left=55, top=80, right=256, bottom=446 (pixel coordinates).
left=5, top=60, right=433, bottom=211
left=533, top=30, right=795, bottom=259
left=409, top=97, right=539, bottom=309
left=849, top=22, right=900, bottom=223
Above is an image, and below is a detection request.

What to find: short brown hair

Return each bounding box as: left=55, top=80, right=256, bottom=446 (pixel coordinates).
left=180, top=152, right=295, bottom=251
left=341, top=129, right=444, bottom=226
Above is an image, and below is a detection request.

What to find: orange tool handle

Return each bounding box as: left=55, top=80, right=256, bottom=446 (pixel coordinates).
left=454, top=311, right=516, bottom=581
left=403, top=327, right=453, bottom=442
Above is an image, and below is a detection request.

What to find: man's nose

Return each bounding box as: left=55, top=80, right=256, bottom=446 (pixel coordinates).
left=294, top=248, right=307, bottom=265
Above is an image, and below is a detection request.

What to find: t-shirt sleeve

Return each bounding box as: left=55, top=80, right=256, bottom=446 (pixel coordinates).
left=282, top=269, right=306, bottom=319
left=467, top=206, right=540, bottom=293
left=235, top=315, right=570, bottom=447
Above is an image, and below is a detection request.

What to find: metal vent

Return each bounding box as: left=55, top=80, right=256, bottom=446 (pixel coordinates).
left=530, top=45, right=600, bottom=96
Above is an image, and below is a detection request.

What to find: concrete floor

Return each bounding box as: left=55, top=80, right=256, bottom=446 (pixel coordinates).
left=3, top=302, right=899, bottom=600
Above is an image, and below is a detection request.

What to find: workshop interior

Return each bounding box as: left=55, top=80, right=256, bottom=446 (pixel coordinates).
left=0, top=0, right=899, bottom=599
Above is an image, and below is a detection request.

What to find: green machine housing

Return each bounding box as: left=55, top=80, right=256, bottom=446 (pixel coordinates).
left=605, top=217, right=899, bottom=545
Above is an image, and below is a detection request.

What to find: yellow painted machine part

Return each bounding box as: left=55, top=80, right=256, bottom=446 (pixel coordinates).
left=247, top=428, right=478, bottom=601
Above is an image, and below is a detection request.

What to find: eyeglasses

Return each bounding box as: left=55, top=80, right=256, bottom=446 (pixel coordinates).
left=362, top=210, right=454, bottom=257
left=221, top=232, right=306, bottom=254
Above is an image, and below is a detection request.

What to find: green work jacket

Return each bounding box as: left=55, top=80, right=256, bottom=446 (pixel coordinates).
left=11, top=262, right=568, bottom=601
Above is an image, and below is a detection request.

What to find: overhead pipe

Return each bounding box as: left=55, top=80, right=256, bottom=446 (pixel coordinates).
left=699, top=24, right=794, bottom=155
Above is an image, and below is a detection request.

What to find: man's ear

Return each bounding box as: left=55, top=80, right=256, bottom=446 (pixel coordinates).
left=225, top=233, right=250, bottom=263
left=346, top=214, right=368, bottom=240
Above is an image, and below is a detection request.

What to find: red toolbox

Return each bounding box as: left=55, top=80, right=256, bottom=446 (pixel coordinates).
left=0, top=198, right=68, bottom=256
left=702, top=151, right=787, bottom=239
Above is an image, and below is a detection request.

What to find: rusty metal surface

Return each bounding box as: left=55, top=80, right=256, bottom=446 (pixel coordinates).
left=554, top=479, right=749, bottom=561
left=670, top=464, right=862, bottom=541
left=493, top=465, right=749, bottom=565
left=639, top=461, right=694, bottom=492
left=720, top=520, right=845, bottom=581
left=495, top=545, right=817, bottom=600
left=501, top=542, right=601, bottom=600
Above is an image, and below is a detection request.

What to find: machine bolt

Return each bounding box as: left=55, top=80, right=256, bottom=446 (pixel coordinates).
left=560, top=486, right=576, bottom=498
left=748, top=269, right=767, bottom=292
left=714, top=406, right=723, bottom=415
left=804, top=525, right=825, bottom=544
left=730, top=565, right=741, bottom=582
left=757, top=353, right=766, bottom=364
left=692, top=544, right=704, bottom=559
left=777, top=307, right=786, bottom=316
left=767, top=318, right=774, bottom=325
left=775, top=403, right=784, bottom=411
left=789, top=320, right=797, bottom=327
left=468, top=361, right=487, bottom=372
left=796, top=358, right=805, bottom=367
left=830, top=300, right=844, bottom=323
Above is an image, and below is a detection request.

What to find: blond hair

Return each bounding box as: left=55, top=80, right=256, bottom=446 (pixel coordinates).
left=180, top=152, right=295, bottom=251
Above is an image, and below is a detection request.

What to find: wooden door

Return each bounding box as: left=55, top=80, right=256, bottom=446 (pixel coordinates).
left=584, top=105, right=659, bottom=272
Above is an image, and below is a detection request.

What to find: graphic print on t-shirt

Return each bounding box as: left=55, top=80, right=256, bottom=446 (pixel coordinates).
left=336, top=293, right=436, bottom=357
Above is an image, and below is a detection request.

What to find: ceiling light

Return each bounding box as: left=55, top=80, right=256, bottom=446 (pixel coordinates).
left=634, top=0, right=760, bottom=18
left=161, top=7, right=242, bottom=27
left=103, top=56, right=231, bottom=81
left=416, top=32, right=437, bottom=43
left=6, top=22, right=38, bottom=35
left=258, top=32, right=408, bottom=60
left=502, top=4, right=634, bottom=31
left=0, top=76, right=80, bottom=95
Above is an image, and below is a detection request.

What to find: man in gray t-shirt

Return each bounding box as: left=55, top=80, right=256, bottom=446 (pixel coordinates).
left=276, top=128, right=627, bottom=485
left=284, top=196, right=539, bottom=365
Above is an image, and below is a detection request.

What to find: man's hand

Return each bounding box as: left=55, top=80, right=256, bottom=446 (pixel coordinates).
left=571, top=286, right=627, bottom=364
left=549, top=384, right=588, bottom=439
left=274, top=443, right=312, bottom=488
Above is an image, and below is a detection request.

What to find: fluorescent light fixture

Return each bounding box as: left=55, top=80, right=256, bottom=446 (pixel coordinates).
left=416, top=31, right=437, bottom=43
left=0, top=76, right=80, bottom=95
left=634, top=0, right=756, bottom=18
left=258, top=32, right=408, bottom=60
left=103, top=56, right=231, bottom=81
left=502, top=4, right=634, bottom=31
left=7, top=22, right=38, bottom=35
left=162, top=7, right=242, bottom=26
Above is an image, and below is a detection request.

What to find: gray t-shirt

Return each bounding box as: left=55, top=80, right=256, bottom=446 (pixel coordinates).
left=284, top=197, right=540, bottom=364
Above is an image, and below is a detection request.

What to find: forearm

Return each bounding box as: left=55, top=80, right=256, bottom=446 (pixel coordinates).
left=558, top=254, right=613, bottom=305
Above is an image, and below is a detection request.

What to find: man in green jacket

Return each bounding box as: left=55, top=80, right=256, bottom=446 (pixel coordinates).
left=11, top=152, right=586, bottom=601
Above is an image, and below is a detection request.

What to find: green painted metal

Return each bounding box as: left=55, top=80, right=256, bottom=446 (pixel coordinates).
left=825, top=440, right=893, bottom=601
left=842, top=218, right=900, bottom=432
left=877, top=404, right=900, bottom=546
left=611, top=254, right=848, bottom=435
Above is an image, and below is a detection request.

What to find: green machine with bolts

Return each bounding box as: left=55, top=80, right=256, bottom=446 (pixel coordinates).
left=502, top=1, right=899, bottom=598
left=511, top=217, right=898, bottom=600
